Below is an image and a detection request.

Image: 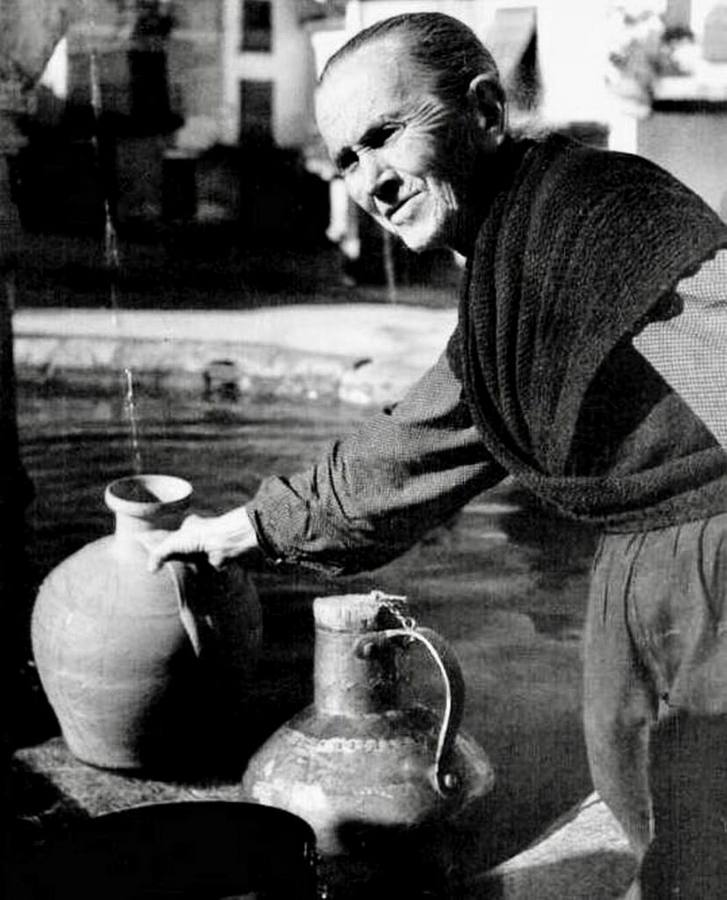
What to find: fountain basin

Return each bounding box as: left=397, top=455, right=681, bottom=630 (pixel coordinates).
left=13, top=304, right=456, bottom=406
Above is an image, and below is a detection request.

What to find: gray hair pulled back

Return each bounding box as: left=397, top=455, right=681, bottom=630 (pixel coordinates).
left=319, top=12, right=501, bottom=107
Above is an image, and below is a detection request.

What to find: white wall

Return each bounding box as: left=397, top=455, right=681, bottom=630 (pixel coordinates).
left=222, top=0, right=318, bottom=148
left=692, top=0, right=727, bottom=39
left=638, top=110, right=727, bottom=214
left=330, top=0, right=615, bottom=128
left=39, top=35, right=69, bottom=100
left=168, top=0, right=225, bottom=150
left=344, top=0, right=495, bottom=36
left=537, top=0, right=612, bottom=125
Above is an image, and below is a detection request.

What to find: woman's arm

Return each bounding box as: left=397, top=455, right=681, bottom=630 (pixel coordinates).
left=633, top=249, right=727, bottom=448
left=146, top=348, right=504, bottom=575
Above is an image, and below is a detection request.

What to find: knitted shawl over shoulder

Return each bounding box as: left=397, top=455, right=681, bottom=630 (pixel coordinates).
left=454, top=134, right=727, bottom=531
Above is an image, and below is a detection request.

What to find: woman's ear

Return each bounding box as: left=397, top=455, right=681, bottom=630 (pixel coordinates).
left=467, top=73, right=507, bottom=144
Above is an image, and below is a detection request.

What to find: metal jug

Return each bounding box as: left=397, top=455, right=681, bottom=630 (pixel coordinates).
left=242, top=591, right=494, bottom=897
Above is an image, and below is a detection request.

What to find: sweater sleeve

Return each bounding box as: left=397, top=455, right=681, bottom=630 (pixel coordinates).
left=245, top=348, right=505, bottom=575
left=633, top=248, right=727, bottom=448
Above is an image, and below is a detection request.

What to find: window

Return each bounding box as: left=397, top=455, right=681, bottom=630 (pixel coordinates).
left=239, top=79, right=273, bottom=141
left=241, top=0, right=272, bottom=52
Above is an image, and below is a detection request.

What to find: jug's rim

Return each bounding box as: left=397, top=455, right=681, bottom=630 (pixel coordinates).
left=314, top=591, right=409, bottom=632
left=105, top=474, right=193, bottom=517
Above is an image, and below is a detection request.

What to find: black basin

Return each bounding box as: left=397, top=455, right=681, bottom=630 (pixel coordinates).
left=31, top=801, right=317, bottom=899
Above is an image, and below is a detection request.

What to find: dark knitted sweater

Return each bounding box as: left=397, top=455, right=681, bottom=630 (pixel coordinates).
left=453, top=134, right=727, bottom=531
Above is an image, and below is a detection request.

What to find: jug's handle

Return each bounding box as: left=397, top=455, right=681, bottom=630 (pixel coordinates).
left=357, top=626, right=465, bottom=797
left=165, top=559, right=203, bottom=657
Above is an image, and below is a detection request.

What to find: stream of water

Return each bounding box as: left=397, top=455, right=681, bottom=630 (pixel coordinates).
left=123, top=368, right=143, bottom=474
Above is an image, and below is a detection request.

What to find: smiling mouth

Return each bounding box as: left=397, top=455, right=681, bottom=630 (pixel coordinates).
left=388, top=193, right=421, bottom=223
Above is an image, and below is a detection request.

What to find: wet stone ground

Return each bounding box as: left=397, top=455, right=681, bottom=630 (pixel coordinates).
left=14, top=382, right=600, bottom=873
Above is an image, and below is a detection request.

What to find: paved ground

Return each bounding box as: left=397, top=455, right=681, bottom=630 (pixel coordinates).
left=7, top=217, right=463, bottom=404
left=7, top=226, right=460, bottom=310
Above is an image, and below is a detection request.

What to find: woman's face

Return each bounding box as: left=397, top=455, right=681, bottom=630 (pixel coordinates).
left=316, top=38, right=496, bottom=254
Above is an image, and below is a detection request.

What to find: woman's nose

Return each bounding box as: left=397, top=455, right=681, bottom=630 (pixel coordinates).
left=356, top=153, right=399, bottom=205
left=372, top=169, right=401, bottom=205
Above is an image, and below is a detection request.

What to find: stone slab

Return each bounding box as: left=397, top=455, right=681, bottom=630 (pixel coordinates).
left=11, top=737, right=242, bottom=830
left=13, top=304, right=457, bottom=405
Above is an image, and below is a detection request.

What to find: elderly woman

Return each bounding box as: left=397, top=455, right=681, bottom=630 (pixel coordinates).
left=147, top=13, right=727, bottom=898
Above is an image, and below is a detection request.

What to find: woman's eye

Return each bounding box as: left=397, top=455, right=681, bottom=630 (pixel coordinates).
left=338, top=149, right=358, bottom=173
left=371, top=124, right=400, bottom=148
left=337, top=124, right=401, bottom=174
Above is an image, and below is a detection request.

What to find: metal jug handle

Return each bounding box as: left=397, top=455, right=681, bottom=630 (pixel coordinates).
left=357, top=625, right=465, bottom=797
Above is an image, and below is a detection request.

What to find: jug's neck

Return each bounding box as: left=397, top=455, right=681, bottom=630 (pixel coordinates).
left=113, top=509, right=184, bottom=543
left=314, top=628, right=400, bottom=716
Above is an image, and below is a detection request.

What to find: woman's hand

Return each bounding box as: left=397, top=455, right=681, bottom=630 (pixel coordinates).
left=140, top=507, right=260, bottom=571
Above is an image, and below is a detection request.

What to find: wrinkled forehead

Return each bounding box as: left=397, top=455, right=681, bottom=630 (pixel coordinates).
left=315, top=37, right=429, bottom=148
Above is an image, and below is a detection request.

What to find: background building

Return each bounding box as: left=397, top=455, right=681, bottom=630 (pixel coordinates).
left=8, top=0, right=727, bottom=238
left=14, top=0, right=327, bottom=234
